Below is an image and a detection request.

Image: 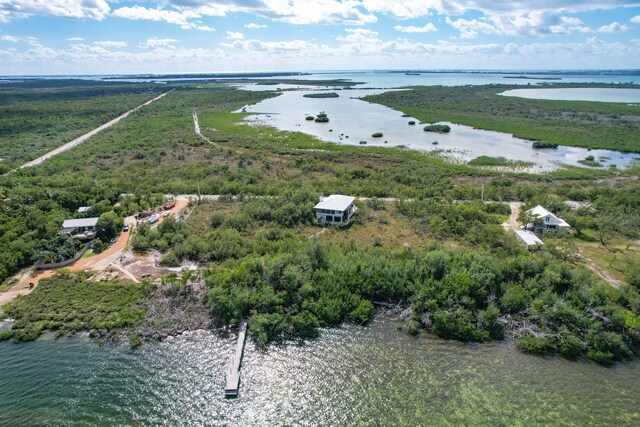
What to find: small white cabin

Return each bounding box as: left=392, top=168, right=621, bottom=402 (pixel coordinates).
left=514, top=230, right=544, bottom=251
left=314, top=195, right=356, bottom=226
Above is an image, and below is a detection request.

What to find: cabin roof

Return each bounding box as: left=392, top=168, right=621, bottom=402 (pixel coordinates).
left=515, top=230, right=544, bottom=246
left=62, top=217, right=99, bottom=229
left=314, top=195, right=355, bottom=211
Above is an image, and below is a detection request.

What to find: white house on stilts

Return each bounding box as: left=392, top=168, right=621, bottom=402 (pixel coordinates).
left=314, top=195, right=356, bottom=226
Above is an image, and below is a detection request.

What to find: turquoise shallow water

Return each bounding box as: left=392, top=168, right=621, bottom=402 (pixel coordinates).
left=1, top=317, right=639, bottom=426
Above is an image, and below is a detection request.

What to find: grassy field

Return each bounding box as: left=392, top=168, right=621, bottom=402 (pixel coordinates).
left=364, top=84, right=640, bottom=153
left=185, top=198, right=435, bottom=250
left=576, top=233, right=640, bottom=284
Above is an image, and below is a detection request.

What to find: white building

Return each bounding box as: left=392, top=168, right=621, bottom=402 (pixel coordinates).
left=526, top=205, right=570, bottom=233
left=314, top=195, right=356, bottom=226
left=514, top=230, right=544, bottom=250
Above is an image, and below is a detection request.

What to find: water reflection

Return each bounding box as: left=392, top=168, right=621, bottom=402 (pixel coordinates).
left=0, top=318, right=638, bottom=426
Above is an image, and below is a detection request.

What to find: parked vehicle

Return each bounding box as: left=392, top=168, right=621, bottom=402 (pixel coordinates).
left=122, top=224, right=129, bottom=232
left=148, top=214, right=159, bottom=224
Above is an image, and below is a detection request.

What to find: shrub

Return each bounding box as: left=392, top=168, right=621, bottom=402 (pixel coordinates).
left=129, top=332, right=142, bottom=349
left=627, top=266, right=640, bottom=290
left=210, top=212, right=225, bottom=229
left=559, top=334, right=584, bottom=359
left=479, top=306, right=504, bottom=339
left=424, top=124, right=451, bottom=133
left=532, top=141, right=559, bottom=149
left=350, top=299, right=374, bottom=324
left=517, top=335, right=557, bottom=354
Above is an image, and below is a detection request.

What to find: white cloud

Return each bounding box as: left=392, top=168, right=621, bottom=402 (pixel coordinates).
left=394, top=23, right=438, bottom=33
left=112, top=6, right=200, bottom=28
left=93, top=41, right=127, bottom=48
left=361, top=0, right=437, bottom=19
left=4, top=34, right=640, bottom=75
left=66, top=37, right=84, bottom=41
left=222, top=38, right=320, bottom=53
left=447, top=11, right=596, bottom=38
left=597, top=22, right=629, bottom=33
left=225, top=31, right=244, bottom=40
left=165, top=0, right=378, bottom=25
left=632, top=15, right=640, bottom=23
left=139, top=38, right=178, bottom=49
left=1, top=35, right=19, bottom=42
left=196, top=25, right=215, bottom=32
left=244, top=22, right=267, bottom=29
left=260, top=0, right=377, bottom=25
left=336, top=28, right=380, bottom=43
left=0, top=0, right=109, bottom=21
left=446, top=17, right=498, bottom=39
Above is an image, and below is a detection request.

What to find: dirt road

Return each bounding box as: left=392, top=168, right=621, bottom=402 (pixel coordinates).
left=16, top=90, right=172, bottom=170
left=0, top=216, right=138, bottom=308
left=502, top=202, right=523, bottom=231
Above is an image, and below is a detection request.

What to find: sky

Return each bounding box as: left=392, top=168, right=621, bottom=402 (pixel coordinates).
left=0, top=1, right=640, bottom=75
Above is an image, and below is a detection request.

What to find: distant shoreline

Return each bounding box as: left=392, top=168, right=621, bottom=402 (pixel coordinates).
left=1, top=69, right=640, bottom=80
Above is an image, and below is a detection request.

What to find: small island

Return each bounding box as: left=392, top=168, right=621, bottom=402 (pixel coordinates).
left=372, top=132, right=383, bottom=138
left=424, top=124, right=451, bottom=133
left=532, top=141, right=559, bottom=149
left=314, top=112, right=330, bottom=123
left=578, top=155, right=603, bottom=167
left=468, top=156, right=534, bottom=168
left=303, top=92, right=340, bottom=98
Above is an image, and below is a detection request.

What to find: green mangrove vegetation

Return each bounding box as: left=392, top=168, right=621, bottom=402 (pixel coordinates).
left=578, top=155, right=603, bottom=167
left=303, top=92, right=339, bottom=98
left=0, top=80, right=164, bottom=172
left=468, top=156, right=535, bottom=168
left=1, top=81, right=639, bottom=365
left=532, top=141, right=559, bottom=149
left=314, top=112, right=330, bottom=122
left=1, top=272, right=145, bottom=342
left=424, top=124, right=451, bottom=133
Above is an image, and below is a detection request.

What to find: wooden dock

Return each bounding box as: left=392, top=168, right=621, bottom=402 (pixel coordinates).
left=224, top=321, right=248, bottom=398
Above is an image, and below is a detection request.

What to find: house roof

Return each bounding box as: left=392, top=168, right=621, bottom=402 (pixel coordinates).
left=515, top=230, right=544, bottom=246
left=527, top=205, right=570, bottom=228
left=314, top=195, right=355, bottom=211
left=62, top=217, right=99, bottom=229
left=77, top=206, right=92, bottom=213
